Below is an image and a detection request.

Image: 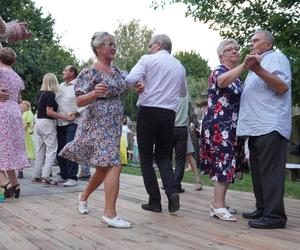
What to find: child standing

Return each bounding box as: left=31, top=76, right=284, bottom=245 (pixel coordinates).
left=19, top=100, right=35, bottom=178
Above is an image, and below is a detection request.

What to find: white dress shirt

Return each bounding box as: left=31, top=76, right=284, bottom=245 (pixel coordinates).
left=126, top=50, right=187, bottom=112
left=56, top=79, right=80, bottom=126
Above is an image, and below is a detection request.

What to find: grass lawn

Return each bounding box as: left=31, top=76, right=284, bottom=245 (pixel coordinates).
left=122, top=164, right=300, bottom=200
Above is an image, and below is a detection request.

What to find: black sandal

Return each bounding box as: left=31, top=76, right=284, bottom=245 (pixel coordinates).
left=13, top=184, right=20, bottom=198
left=41, top=178, right=57, bottom=186
left=1, top=182, right=14, bottom=198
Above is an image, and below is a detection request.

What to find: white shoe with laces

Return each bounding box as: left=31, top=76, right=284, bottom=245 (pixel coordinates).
left=102, top=215, right=132, bottom=228
left=78, top=193, right=88, bottom=214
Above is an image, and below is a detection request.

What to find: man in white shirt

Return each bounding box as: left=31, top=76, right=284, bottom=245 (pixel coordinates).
left=237, top=30, right=292, bottom=229
left=56, top=65, right=80, bottom=187
left=126, top=34, right=187, bottom=213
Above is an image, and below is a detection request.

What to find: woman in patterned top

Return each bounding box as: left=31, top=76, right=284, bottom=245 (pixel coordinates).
left=60, top=32, right=143, bottom=228
left=200, top=39, right=248, bottom=221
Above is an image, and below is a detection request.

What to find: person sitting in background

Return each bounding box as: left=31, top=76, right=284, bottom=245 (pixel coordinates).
left=18, top=100, right=35, bottom=178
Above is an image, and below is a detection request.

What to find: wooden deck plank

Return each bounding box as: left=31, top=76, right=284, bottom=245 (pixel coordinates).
left=0, top=169, right=299, bottom=250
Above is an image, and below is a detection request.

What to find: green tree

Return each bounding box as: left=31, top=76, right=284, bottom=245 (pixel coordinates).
left=174, top=50, right=210, bottom=101
left=152, top=0, right=300, bottom=103
left=1, top=0, right=78, bottom=106
left=113, top=19, right=154, bottom=120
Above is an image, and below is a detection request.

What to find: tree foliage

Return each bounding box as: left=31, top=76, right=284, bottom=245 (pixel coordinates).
left=174, top=50, right=210, bottom=80
left=1, top=0, right=78, bottom=106
left=152, top=0, right=300, bottom=103
left=174, top=50, right=210, bottom=101
left=113, top=19, right=154, bottom=120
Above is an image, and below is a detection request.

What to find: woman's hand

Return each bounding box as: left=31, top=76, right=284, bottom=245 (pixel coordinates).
left=0, top=88, right=9, bottom=101
left=90, top=83, right=108, bottom=100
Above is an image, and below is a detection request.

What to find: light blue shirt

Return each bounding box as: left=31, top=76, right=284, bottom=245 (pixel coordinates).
left=175, top=94, right=190, bottom=127
left=237, top=50, right=292, bottom=140
left=126, top=50, right=187, bottom=112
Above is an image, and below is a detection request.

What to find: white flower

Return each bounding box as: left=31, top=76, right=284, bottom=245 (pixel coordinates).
left=222, top=131, right=229, bottom=139
left=205, top=130, right=210, bottom=138
left=208, top=98, right=212, bottom=107
left=212, top=176, right=218, bottom=181
left=219, top=97, right=228, bottom=106
left=232, top=113, right=237, bottom=121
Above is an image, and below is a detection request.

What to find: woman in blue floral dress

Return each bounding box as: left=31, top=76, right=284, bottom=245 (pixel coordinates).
left=59, top=32, right=142, bottom=228
left=200, top=39, right=247, bottom=221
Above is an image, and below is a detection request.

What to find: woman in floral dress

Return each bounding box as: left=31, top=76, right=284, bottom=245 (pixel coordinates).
left=200, top=39, right=247, bottom=221
left=0, top=47, right=30, bottom=198
left=60, top=32, right=142, bottom=228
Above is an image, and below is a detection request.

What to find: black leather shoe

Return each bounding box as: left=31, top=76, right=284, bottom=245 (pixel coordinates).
left=141, top=203, right=162, bottom=213
left=242, top=210, right=263, bottom=219
left=248, top=217, right=286, bottom=229
left=168, top=193, right=180, bottom=213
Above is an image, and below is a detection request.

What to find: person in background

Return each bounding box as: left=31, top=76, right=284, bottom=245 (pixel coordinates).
left=126, top=34, right=187, bottom=214
left=185, top=128, right=202, bottom=191
left=0, top=47, right=30, bottom=198
left=32, top=73, right=74, bottom=185
left=18, top=100, right=35, bottom=178
left=55, top=65, right=81, bottom=187
left=200, top=39, right=247, bottom=222
left=238, top=30, right=292, bottom=229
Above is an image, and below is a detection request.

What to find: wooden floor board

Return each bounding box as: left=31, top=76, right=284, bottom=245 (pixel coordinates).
left=0, top=168, right=299, bottom=250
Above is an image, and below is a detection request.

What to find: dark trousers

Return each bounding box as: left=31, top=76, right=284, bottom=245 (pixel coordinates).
left=171, top=127, right=188, bottom=190
left=57, top=123, right=78, bottom=181
left=137, top=106, right=176, bottom=205
left=248, top=131, right=288, bottom=223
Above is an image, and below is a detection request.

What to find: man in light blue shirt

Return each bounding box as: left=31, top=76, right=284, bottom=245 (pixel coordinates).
left=126, top=34, right=187, bottom=214
left=237, top=30, right=292, bottom=229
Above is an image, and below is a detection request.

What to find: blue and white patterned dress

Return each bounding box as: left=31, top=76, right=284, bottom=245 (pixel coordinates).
left=59, top=66, right=128, bottom=167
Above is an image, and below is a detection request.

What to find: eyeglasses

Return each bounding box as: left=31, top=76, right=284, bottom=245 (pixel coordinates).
left=223, top=46, right=240, bottom=53
left=102, top=42, right=117, bottom=49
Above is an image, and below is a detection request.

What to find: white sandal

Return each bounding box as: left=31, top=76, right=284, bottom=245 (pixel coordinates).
left=225, top=202, right=237, bottom=214
left=209, top=206, right=237, bottom=221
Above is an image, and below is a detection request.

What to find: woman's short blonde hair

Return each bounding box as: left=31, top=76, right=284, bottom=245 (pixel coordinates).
left=40, top=73, right=59, bottom=92
left=21, top=100, right=32, bottom=111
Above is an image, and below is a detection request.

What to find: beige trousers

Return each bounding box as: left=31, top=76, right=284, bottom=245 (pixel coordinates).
left=32, top=119, right=57, bottom=179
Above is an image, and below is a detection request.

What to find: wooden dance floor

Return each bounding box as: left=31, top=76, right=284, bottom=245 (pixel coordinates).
left=0, top=167, right=299, bottom=250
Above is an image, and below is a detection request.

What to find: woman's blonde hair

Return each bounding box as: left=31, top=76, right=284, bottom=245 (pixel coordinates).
left=21, top=100, right=32, bottom=111
left=40, top=73, right=59, bottom=92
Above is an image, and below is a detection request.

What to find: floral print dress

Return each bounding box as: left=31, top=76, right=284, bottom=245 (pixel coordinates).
left=199, top=65, right=245, bottom=183
left=59, top=66, right=128, bottom=167
left=0, top=67, right=30, bottom=170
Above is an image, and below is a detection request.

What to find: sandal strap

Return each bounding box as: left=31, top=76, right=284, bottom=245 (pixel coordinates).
left=213, top=207, right=234, bottom=219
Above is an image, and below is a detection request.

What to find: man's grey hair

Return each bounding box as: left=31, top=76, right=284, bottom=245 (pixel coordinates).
left=254, top=30, right=275, bottom=47
left=90, top=31, right=115, bottom=55
left=216, top=39, right=239, bottom=59
left=149, top=34, right=172, bottom=53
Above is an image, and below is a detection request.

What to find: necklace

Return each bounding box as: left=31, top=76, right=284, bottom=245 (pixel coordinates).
left=94, top=62, right=114, bottom=74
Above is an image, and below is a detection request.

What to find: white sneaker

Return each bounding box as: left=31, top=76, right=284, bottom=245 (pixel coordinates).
left=53, top=176, right=66, bottom=183
left=102, top=215, right=132, bottom=228
left=63, top=179, right=78, bottom=187
left=78, top=193, right=88, bottom=214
